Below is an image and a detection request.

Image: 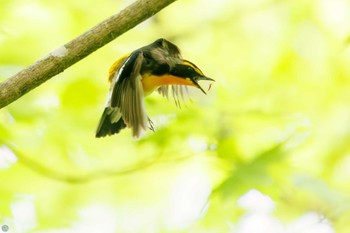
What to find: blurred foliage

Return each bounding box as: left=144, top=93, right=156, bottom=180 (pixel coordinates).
left=1, top=0, right=350, bottom=232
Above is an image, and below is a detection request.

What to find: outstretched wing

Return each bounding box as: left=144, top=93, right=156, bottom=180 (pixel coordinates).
left=111, top=51, right=148, bottom=137
left=96, top=51, right=148, bottom=138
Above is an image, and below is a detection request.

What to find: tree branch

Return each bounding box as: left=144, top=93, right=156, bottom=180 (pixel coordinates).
left=0, top=0, right=178, bottom=109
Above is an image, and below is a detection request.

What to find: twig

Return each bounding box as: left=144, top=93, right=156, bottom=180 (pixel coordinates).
left=7, top=143, right=165, bottom=184
left=0, top=0, right=178, bottom=109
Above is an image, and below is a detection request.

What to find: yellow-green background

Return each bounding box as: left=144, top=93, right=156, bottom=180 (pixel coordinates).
left=1, top=0, right=350, bottom=232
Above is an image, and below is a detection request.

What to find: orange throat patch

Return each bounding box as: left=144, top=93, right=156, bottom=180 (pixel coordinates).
left=141, top=74, right=194, bottom=96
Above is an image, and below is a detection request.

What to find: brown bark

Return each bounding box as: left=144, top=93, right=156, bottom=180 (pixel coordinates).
left=0, top=0, right=178, bottom=109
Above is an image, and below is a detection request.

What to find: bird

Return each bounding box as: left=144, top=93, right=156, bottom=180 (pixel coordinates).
left=95, top=38, right=214, bottom=138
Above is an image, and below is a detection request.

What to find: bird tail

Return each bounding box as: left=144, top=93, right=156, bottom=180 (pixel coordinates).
left=95, top=107, right=126, bottom=138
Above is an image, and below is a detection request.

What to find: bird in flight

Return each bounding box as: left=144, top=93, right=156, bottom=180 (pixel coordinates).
left=96, top=38, right=214, bottom=138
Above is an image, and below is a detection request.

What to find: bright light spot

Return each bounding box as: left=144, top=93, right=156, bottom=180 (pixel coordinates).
left=164, top=169, right=212, bottom=230
left=188, top=136, right=208, bottom=153
left=334, top=155, right=350, bottom=182
left=0, top=146, right=17, bottom=169
left=209, top=144, right=217, bottom=151
left=233, top=212, right=283, bottom=233
left=34, top=94, right=60, bottom=108
left=6, top=112, right=15, bottom=124
left=294, top=22, right=327, bottom=63
left=289, top=212, right=334, bottom=233
left=232, top=191, right=335, bottom=233
left=150, top=114, right=176, bottom=129
left=234, top=190, right=281, bottom=233
left=114, top=205, right=158, bottom=232
left=14, top=3, right=54, bottom=24
left=73, top=204, right=117, bottom=233
left=11, top=194, right=37, bottom=232
left=318, top=0, right=350, bottom=38
left=237, top=189, right=275, bottom=213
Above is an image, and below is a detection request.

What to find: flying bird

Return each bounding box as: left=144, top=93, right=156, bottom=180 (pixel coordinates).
left=96, top=38, right=214, bottom=138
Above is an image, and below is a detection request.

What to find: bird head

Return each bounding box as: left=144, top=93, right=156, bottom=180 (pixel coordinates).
left=170, top=60, right=214, bottom=94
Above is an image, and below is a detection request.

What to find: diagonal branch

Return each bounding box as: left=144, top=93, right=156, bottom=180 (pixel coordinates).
left=0, top=0, right=178, bottom=109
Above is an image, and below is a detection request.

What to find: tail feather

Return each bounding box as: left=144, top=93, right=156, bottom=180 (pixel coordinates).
left=95, top=108, right=126, bottom=138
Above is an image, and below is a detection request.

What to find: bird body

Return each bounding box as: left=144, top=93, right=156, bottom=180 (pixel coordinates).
left=96, top=38, right=213, bottom=138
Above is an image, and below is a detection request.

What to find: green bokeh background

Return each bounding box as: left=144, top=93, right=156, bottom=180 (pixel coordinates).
left=1, top=0, right=350, bottom=232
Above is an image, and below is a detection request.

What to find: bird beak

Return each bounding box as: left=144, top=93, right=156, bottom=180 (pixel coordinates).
left=192, top=76, right=215, bottom=94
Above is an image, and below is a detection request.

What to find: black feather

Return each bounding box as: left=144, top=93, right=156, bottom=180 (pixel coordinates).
left=95, top=108, right=126, bottom=138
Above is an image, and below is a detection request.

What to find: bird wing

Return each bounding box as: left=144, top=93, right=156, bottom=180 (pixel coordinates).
left=108, top=53, right=131, bottom=83
left=96, top=51, right=148, bottom=138
left=110, top=51, right=148, bottom=138
left=95, top=60, right=126, bottom=138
